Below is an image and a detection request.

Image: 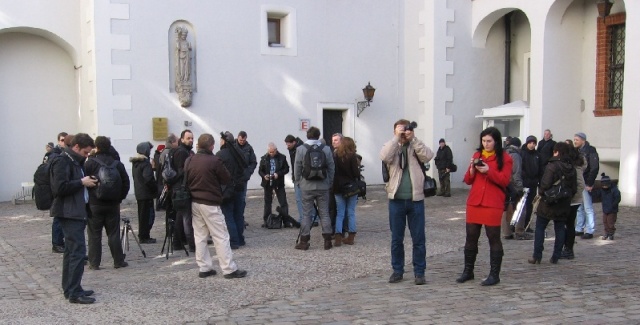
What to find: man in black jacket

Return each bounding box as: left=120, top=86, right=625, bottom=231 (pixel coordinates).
left=85, top=136, right=130, bottom=270
left=537, top=129, right=556, bottom=167
left=50, top=133, right=98, bottom=304
left=49, top=132, right=68, bottom=253
left=259, top=142, right=297, bottom=228
left=217, top=132, right=247, bottom=248
left=130, top=141, right=158, bottom=243
left=235, top=131, right=257, bottom=226
left=519, top=136, right=543, bottom=238
left=172, top=130, right=196, bottom=251
left=434, top=138, right=453, bottom=197
left=574, top=132, right=599, bottom=239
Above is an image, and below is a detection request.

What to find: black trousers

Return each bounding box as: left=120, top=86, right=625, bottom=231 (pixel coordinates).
left=59, top=217, right=87, bottom=299
left=88, top=204, right=125, bottom=267
left=263, top=185, right=288, bottom=222
left=137, top=199, right=154, bottom=239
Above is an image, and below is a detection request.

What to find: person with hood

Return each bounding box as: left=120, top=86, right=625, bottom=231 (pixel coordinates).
left=285, top=134, right=316, bottom=224
left=528, top=142, right=577, bottom=265
left=216, top=131, right=247, bottom=249
left=130, top=141, right=158, bottom=243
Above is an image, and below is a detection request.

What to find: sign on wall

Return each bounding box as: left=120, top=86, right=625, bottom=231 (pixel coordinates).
left=299, top=119, right=310, bottom=131
left=152, top=118, right=169, bottom=141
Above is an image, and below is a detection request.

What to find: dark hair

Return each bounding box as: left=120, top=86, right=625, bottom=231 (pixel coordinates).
left=71, top=133, right=95, bottom=149
left=393, top=119, right=410, bottom=130
left=57, top=132, right=68, bottom=141
left=306, top=127, right=321, bottom=140
left=284, top=134, right=296, bottom=143
left=180, top=129, right=192, bottom=139
left=94, top=136, right=111, bottom=152
left=553, top=142, right=573, bottom=164
left=477, top=127, right=504, bottom=170
left=564, top=140, right=584, bottom=167
left=198, top=133, right=215, bottom=149
left=237, top=131, right=247, bottom=138
left=64, top=134, right=75, bottom=147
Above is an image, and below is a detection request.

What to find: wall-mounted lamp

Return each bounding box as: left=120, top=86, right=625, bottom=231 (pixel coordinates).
left=597, top=0, right=613, bottom=19
left=357, top=82, right=376, bottom=117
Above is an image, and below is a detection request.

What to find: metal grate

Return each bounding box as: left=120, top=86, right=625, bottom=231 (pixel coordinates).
left=608, top=24, right=625, bottom=109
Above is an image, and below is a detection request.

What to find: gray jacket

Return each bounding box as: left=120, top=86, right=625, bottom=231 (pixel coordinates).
left=294, top=140, right=335, bottom=191
left=505, top=145, right=523, bottom=193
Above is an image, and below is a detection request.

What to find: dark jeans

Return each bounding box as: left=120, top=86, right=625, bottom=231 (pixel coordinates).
left=564, top=204, right=580, bottom=250
left=88, top=204, right=125, bottom=267
left=137, top=199, right=154, bottom=239
left=533, top=215, right=566, bottom=260
left=175, top=206, right=195, bottom=249
left=52, top=217, right=64, bottom=247
left=59, top=218, right=87, bottom=299
left=388, top=199, right=426, bottom=277
left=263, top=185, right=288, bottom=222
left=221, top=191, right=246, bottom=247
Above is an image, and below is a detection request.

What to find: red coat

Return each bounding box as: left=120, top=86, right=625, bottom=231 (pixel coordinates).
left=464, top=151, right=513, bottom=210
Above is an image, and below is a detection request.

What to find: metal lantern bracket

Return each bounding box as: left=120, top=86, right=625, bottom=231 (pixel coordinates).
left=357, top=82, right=376, bottom=117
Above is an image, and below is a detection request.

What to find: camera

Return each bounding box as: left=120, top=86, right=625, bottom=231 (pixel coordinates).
left=269, top=173, right=274, bottom=187
left=403, top=121, right=418, bottom=132
left=473, top=158, right=485, bottom=167
left=121, top=217, right=130, bottom=223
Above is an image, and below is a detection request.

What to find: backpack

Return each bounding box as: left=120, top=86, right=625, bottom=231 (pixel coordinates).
left=302, top=144, right=328, bottom=180
left=93, top=157, right=123, bottom=201
left=162, top=150, right=178, bottom=185
left=33, top=162, right=54, bottom=210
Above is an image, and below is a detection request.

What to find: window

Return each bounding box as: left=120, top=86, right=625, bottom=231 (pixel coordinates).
left=267, top=18, right=281, bottom=46
left=594, top=13, right=625, bottom=117
left=261, top=5, right=297, bottom=56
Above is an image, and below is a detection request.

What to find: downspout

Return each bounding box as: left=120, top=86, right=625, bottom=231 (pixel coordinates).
left=504, top=12, right=512, bottom=104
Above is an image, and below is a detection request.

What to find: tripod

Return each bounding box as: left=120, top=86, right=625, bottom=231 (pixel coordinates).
left=121, top=217, right=146, bottom=258
left=161, top=218, right=189, bottom=259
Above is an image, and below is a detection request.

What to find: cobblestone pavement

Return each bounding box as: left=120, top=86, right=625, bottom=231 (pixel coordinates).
left=0, top=186, right=638, bottom=324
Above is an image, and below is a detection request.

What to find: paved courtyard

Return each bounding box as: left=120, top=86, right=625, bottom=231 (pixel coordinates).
left=1, top=186, right=638, bottom=324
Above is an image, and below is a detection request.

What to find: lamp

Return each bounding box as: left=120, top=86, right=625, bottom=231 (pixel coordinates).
left=597, top=0, right=613, bottom=18
left=357, top=82, right=376, bottom=117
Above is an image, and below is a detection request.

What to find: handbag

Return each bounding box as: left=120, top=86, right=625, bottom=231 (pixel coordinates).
left=341, top=180, right=361, bottom=198
left=357, top=178, right=367, bottom=200
left=414, top=152, right=437, bottom=197
left=171, top=160, right=191, bottom=211
left=542, top=175, right=572, bottom=205
left=449, top=163, right=457, bottom=173
left=265, top=213, right=282, bottom=229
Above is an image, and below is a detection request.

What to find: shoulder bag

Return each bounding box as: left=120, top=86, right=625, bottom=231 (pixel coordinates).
left=414, top=152, right=437, bottom=197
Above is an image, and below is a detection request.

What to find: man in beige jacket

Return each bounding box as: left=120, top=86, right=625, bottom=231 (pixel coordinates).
left=380, top=119, right=434, bottom=285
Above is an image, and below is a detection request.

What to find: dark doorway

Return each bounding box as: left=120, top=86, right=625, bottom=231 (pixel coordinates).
left=323, top=110, right=343, bottom=150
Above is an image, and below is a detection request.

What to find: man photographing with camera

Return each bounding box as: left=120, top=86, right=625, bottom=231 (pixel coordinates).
left=258, top=143, right=298, bottom=228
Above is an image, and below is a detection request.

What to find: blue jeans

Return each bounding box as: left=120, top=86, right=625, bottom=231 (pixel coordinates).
left=335, top=194, right=357, bottom=233
left=576, top=189, right=595, bottom=234
left=221, top=190, right=246, bottom=247
left=388, top=199, right=426, bottom=277
left=59, top=218, right=87, bottom=299
left=533, top=215, right=566, bottom=260
left=295, top=184, right=316, bottom=223
left=52, top=217, right=64, bottom=247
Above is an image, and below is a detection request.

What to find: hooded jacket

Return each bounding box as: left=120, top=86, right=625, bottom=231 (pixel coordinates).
left=536, top=156, right=577, bottom=220
left=130, top=142, right=157, bottom=200
left=379, top=135, right=434, bottom=201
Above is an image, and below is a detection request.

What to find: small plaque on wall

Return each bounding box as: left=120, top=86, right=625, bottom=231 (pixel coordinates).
left=152, top=118, right=169, bottom=141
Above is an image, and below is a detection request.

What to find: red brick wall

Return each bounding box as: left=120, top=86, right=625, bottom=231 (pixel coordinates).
left=594, top=12, right=625, bottom=117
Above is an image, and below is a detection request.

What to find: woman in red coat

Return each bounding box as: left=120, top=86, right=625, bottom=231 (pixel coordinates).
left=456, top=127, right=512, bottom=286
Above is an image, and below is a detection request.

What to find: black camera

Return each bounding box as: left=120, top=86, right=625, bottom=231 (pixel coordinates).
left=473, top=158, right=485, bottom=167
left=269, top=173, right=274, bottom=187
left=121, top=217, right=130, bottom=223
left=403, top=121, right=418, bottom=132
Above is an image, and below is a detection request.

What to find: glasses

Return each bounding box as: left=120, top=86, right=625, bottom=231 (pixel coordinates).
left=59, top=138, right=65, bottom=142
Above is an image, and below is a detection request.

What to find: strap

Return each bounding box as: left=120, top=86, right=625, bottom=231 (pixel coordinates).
left=413, top=151, right=427, bottom=175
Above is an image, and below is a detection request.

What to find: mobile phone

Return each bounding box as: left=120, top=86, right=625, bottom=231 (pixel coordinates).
left=473, top=158, right=485, bottom=167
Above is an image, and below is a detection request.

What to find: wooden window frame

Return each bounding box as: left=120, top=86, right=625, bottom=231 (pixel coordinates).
left=594, top=12, right=625, bottom=117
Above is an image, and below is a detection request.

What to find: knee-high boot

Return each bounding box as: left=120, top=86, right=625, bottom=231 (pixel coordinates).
left=455, top=249, right=477, bottom=283
left=481, top=250, right=503, bottom=286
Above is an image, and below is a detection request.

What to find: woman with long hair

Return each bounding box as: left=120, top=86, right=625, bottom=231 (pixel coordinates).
left=457, top=127, right=512, bottom=286
left=529, top=142, right=577, bottom=264
left=332, top=137, right=361, bottom=246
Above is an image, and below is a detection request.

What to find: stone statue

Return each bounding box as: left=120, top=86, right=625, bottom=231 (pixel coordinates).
left=175, top=26, right=193, bottom=107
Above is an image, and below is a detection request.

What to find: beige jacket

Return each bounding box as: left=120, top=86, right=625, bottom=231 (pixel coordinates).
left=571, top=156, right=587, bottom=205
left=379, top=135, right=434, bottom=201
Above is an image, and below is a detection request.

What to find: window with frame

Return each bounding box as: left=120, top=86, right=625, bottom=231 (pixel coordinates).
left=594, top=13, right=625, bottom=117
left=267, top=18, right=281, bottom=46
left=261, top=5, right=297, bottom=56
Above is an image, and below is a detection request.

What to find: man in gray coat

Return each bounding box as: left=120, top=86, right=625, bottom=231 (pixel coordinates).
left=294, top=126, right=335, bottom=250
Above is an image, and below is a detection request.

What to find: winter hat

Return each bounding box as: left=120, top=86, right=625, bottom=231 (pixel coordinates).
left=136, top=142, right=153, bottom=157
left=510, top=137, right=521, bottom=148
left=575, top=132, right=587, bottom=140
left=526, top=136, right=537, bottom=144
left=47, top=142, right=55, bottom=149
left=439, top=138, right=445, bottom=144
left=600, top=173, right=611, bottom=186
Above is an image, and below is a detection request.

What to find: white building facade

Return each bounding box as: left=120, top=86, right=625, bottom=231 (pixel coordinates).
left=1, top=0, right=638, bottom=206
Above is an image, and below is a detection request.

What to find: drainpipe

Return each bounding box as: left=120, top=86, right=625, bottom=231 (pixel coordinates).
left=504, top=12, right=512, bottom=104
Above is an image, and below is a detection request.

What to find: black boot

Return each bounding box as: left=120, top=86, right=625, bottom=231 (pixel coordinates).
left=481, top=250, right=503, bottom=286
left=456, top=249, right=477, bottom=283
left=322, top=234, right=333, bottom=250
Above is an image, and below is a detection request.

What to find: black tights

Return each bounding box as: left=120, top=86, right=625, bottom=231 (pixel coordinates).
left=464, top=223, right=503, bottom=252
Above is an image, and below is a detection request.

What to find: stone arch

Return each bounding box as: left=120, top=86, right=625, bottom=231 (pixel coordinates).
left=0, top=26, right=78, bottom=65
left=472, top=7, right=519, bottom=48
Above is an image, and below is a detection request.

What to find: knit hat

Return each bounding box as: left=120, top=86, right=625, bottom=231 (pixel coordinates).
left=526, top=136, right=537, bottom=144
left=47, top=142, right=55, bottom=149
left=600, top=173, right=611, bottom=186
left=575, top=132, right=587, bottom=140
left=510, top=137, right=521, bottom=148
left=439, top=138, right=445, bottom=144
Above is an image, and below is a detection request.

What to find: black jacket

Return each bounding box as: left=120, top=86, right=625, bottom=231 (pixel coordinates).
left=216, top=143, right=245, bottom=190
left=434, top=145, right=453, bottom=170
left=130, top=154, right=157, bottom=200
left=521, top=148, right=543, bottom=189
left=537, top=157, right=577, bottom=221
left=579, top=141, right=599, bottom=186
left=600, top=186, right=621, bottom=214
left=171, top=143, right=194, bottom=190
left=50, top=148, right=89, bottom=221
left=287, top=137, right=304, bottom=181
left=235, top=142, right=257, bottom=182
left=537, top=138, right=556, bottom=167
left=258, top=151, right=289, bottom=189
left=332, top=153, right=361, bottom=193
left=85, top=152, right=130, bottom=205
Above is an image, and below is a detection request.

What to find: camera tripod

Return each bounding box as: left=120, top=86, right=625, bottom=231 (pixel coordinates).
left=121, top=217, right=146, bottom=258
left=161, top=217, right=189, bottom=259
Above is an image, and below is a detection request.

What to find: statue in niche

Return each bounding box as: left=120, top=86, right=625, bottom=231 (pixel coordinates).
left=175, top=26, right=193, bottom=107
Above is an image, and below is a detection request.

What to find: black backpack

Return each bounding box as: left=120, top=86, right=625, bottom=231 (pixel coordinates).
left=162, top=150, right=178, bottom=185
left=93, top=158, right=122, bottom=201
left=33, top=162, right=54, bottom=210
left=302, top=144, right=328, bottom=180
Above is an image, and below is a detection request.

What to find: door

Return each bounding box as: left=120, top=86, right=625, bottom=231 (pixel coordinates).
left=323, top=110, right=343, bottom=150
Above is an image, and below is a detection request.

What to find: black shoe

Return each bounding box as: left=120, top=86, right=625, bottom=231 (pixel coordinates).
left=283, top=222, right=292, bottom=228
left=140, top=238, right=157, bottom=244
left=52, top=245, right=65, bottom=254
left=80, top=290, right=94, bottom=297
left=550, top=257, right=559, bottom=264
left=69, top=296, right=95, bottom=304
left=503, top=234, right=514, bottom=240
left=415, top=276, right=426, bottom=285
left=575, top=231, right=584, bottom=236
left=560, top=249, right=574, bottom=260
left=198, top=269, right=217, bottom=278
left=223, top=269, right=247, bottom=279
left=581, top=233, right=593, bottom=239
left=114, top=261, right=129, bottom=269
left=388, top=272, right=403, bottom=283
left=88, top=265, right=100, bottom=270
